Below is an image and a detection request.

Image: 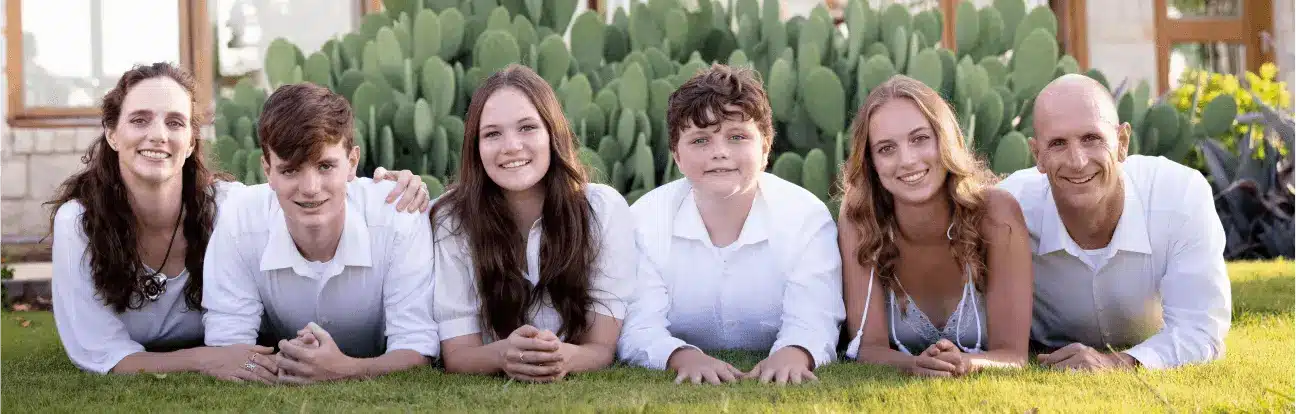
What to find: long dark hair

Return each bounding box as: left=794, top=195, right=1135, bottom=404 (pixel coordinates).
left=431, top=64, right=600, bottom=341
left=46, top=62, right=226, bottom=313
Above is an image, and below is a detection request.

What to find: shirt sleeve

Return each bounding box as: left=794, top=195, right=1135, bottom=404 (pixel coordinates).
left=1123, top=175, right=1231, bottom=369
left=201, top=196, right=264, bottom=347
left=615, top=242, right=698, bottom=370
left=381, top=212, right=440, bottom=358
left=588, top=186, right=636, bottom=320
left=769, top=211, right=846, bottom=368
left=431, top=225, right=483, bottom=341
left=50, top=203, right=146, bottom=374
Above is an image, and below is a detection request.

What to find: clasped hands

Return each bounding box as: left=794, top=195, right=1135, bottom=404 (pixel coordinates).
left=498, top=324, right=573, bottom=383
left=667, top=345, right=818, bottom=386
left=205, top=322, right=359, bottom=385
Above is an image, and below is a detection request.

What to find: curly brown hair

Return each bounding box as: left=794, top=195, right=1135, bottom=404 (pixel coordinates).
left=838, top=75, right=997, bottom=299
left=665, top=63, right=775, bottom=153
left=46, top=62, right=227, bottom=313
left=431, top=64, right=602, bottom=341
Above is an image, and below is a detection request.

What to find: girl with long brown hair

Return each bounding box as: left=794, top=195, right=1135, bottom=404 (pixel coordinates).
left=431, top=64, right=635, bottom=382
left=839, top=75, right=1033, bottom=377
left=48, top=62, right=429, bottom=381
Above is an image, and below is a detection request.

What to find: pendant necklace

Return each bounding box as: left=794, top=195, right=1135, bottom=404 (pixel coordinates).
left=141, top=207, right=183, bottom=301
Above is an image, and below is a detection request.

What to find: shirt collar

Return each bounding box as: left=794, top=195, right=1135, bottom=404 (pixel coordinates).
left=260, top=198, right=373, bottom=275
left=1037, top=170, right=1152, bottom=256
left=672, top=184, right=770, bottom=247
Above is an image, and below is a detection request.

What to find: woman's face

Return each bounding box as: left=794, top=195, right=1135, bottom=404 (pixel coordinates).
left=866, top=98, right=948, bottom=206
left=107, top=77, right=195, bottom=186
left=477, top=87, right=552, bottom=196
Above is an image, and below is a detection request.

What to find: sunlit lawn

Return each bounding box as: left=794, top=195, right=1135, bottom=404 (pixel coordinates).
left=2, top=260, right=1293, bottom=412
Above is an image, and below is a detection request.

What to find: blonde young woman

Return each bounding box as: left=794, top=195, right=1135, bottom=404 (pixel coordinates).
left=839, top=75, right=1033, bottom=377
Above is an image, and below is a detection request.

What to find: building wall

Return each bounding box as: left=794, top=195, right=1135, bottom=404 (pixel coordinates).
left=1085, top=0, right=1159, bottom=91
left=1276, top=0, right=1295, bottom=108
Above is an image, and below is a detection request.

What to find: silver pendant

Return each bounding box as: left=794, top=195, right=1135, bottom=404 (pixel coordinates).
left=141, top=272, right=167, bottom=301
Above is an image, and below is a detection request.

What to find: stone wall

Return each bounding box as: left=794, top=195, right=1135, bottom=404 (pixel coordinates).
left=2, top=128, right=103, bottom=239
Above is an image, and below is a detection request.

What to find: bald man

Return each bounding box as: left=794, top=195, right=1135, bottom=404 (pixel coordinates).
left=996, top=74, right=1230, bottom=371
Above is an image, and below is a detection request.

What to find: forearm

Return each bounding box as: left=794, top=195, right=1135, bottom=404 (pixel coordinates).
left=109, top=348, right=205, bottom=374
left=964, top=348, right=1027, bottom=371
left=560, top=341, right=617, bottom=374
left=345, top=349, right=430, bottom=379
left=441, top=340, right=507, bottom=375
left=855, top=345, right=917, bottom=372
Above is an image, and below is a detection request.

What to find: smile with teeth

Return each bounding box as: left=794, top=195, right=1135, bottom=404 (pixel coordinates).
left=500, top=159, right=531, bottom=169
left=295, top=200, right=326, bottom=209
left=705, top=168, right=737, bottom=174
left=898, top=169, right=927, bottom=184
left=138, top=149, right=171, bottom=160
left=1064, top=173, right=1098, bottom=184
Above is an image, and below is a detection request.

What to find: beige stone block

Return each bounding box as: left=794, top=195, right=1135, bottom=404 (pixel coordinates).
left=76, top=128, right=101, bottom=152
left=12, top=129, right=34, bottom=154
left=2, top=154, right=27, bottom=199
left=1, top=199, right=52, bottom=237
left=52, top=130, right=77, bottom=153
left=33, top=129, right=54, bottom=153
left=27, top=153, right=85, bottom=201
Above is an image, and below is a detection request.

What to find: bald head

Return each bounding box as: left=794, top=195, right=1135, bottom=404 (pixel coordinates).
left=1033, top=74, right=1121, bottom=133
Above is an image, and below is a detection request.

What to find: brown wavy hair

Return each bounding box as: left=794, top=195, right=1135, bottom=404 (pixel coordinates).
left=838, top=75, right=997, bottom=300
left=431, top=64, right=601, bottom=341
left=46, top=62, right=227, bottom=313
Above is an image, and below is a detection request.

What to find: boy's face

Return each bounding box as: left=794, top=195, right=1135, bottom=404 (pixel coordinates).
left=263, top=141, right=360, bottom=231
left=672, top=105, right=769, bottom=200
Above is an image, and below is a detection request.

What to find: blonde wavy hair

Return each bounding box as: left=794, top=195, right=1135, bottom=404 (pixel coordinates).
left=837, top=75, right=998, bottom=299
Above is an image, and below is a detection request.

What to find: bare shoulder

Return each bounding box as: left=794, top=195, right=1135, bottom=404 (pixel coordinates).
left=980, top=186, right=1028, bottom=238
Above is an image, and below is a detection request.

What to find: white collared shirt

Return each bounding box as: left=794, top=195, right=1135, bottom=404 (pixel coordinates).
left=52, top=180, right=244, bottom=374
left=431, top=183, right=636, bottom=343
left=617, top=173, right=846, bottom=370
left=202, top=178, right=439, bottom=359
left=998, top=155, right=1231, bottom=369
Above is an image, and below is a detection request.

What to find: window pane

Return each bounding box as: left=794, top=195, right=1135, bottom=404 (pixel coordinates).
left=21, top=0, right=180, bottom=109
left=1167, top=0, right=1241, bottom=19
left=1169, top=42, right=1246, bottom=89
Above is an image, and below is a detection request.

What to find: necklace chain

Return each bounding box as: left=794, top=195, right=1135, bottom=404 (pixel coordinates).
left=141, top=207, right=184, bottom=301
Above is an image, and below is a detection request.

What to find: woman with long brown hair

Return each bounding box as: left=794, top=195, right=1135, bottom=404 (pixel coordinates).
left=48, top=62, right=429, bottom=381
left=839, top=75, right=1033, bottom=377
left=431, top=64, right=635, bottom=382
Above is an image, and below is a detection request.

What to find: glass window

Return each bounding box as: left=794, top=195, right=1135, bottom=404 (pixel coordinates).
left=20, top=0, right=181, bottom=109
left=1166, top=0, right=1241, bottom=19
left=1169, top=42, right=1246, bottom=89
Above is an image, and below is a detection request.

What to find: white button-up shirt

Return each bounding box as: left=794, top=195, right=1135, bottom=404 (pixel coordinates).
left=997, top=155, right=1231, bottom=369
left=431, top=183, right=636, bottom=343
left=203, top=178, right=439, bottom=359
left=618, top=173, right=846, bottom=370
left=52, top=181, right=243, bottom=374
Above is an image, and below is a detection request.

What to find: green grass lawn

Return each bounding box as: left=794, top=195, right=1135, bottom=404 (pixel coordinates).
left=2, top=260, right=1293, bottom=412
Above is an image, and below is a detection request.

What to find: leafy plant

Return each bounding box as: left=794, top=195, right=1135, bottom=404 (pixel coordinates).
left=1171, top=62, right=1292, bottom=157
left=1198, top=93, right=1295, bottom=260
left=216, top=1, right=1091, bottom=199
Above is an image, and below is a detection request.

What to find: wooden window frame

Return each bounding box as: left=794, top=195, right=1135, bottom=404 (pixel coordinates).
left=1153, top=0, right=1274, bottom=94
left=4, top=0, right=211, bottom=129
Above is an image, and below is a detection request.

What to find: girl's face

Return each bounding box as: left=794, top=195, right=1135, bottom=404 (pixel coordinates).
left=867, top=98, right=948, bottom=206
left=477, top=87, right=552, bottom=196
